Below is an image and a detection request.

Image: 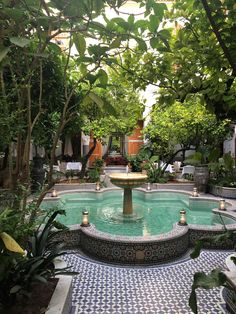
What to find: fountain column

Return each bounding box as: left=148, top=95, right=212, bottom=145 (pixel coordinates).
left=123, top=187, right=133, bottom=215
left=109, top=173, right=147, bottom=218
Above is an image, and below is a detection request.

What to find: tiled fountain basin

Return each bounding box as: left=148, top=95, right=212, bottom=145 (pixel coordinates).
left=54, top=214, right=236, bottom=265
left=46, top=190, right=236, bottom=264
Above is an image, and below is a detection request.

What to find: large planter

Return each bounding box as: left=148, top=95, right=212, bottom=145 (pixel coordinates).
left=194, top=165, right=209, bottom=193
left=45, top=275, right=73, bottom=314
left=46, top=258, right=73, bottom=314
left=209, top=185, right=236, bottom=199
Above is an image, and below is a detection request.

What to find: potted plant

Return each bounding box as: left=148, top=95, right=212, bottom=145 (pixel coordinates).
left=0, top=209, right=76, bottom=313
left=208, top=153, right=236, bottom=198
left=184, top=148, right=217, bottom=192
left=142, top=156, right=168, bottom=184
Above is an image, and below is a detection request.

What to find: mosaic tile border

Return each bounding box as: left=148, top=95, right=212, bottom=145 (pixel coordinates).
left=55, top=222, right=235, bottom=265
left=80, top=227, right=189, bottom=264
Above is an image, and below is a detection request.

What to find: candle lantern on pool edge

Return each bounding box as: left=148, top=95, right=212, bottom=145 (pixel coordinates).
left=219, top=199, right=226, bottom=211
left=95, top=182, right=100, bottom=191
left=146, top=182, right=151, bottom=191
left=192, top=187, right=198, bottom=197
left=81, top=210, right=90, bottom=227
left=51, top=188, right=58, bottom=197
left=178, top=209, right=187, bottom=226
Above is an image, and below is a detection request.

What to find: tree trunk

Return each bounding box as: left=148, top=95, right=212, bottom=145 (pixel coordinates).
left=79, top=138, right=97, bottom=178
left=102, top=136, right=112, bottom=159
left=161, top=147, right=194, bottom=173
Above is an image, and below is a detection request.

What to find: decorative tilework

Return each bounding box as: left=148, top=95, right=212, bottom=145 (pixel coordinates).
left=64, top=250, right=232, bottom=314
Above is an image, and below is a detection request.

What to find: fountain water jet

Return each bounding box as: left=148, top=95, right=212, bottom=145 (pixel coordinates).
left=109, top=172, right=147, bottom=217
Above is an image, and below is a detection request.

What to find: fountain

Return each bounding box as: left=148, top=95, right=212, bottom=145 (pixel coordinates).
left=43, top=176, right=236, bottom=264
left=109, top=170, right=147, bottom=217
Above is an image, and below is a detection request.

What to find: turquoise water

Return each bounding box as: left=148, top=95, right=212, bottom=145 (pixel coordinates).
left=42, top=190, right=235, bottom=236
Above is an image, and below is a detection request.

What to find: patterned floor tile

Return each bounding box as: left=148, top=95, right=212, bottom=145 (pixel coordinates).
left=65, top=250, right=232, bottom=314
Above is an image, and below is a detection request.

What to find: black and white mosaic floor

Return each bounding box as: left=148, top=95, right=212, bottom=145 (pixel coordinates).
left=64, top=250, right=232, bottom=314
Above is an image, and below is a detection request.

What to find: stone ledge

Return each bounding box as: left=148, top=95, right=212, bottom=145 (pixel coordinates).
left=209, top=185, right=236, bottom=199
left=224, top=254, right=236, bottom=314
left=45, top=275, right=73, bottom=314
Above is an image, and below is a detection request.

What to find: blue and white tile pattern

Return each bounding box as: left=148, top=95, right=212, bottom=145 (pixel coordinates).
left=64, top=250, right=232, bottom=314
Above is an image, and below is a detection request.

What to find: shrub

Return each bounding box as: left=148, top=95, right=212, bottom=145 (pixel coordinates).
left=87, top=168, right=100, bottom=182
left=0, top=210, right=75, bottom=310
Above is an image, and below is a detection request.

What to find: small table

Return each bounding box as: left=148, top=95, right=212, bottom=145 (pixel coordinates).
left=66, top=162, right=82, bottom=171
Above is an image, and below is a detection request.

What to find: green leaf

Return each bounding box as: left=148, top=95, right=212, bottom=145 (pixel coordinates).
left=48, top=42, right=62, bottom=55
left=76, top=56, right=93, bottom=63
left=87, top=74, right=97, bottom=84
left=150, top=37, right=159, bottom=49
left=90, top=21, right=106, bottom=31
left=33, top=274, right=48, bottom=283
left=158, top=29, right=171, bottom=40
left=110, top=37, right=121, bottom=49
left=93, top=0, right=104, bottom=14
left=88, top=45, right=108, bottom=58
left=190, top=239, right=204, bottom=259
left=29, top=259, right=45, bottom=275
left=9, top=37, right=30, bottom=48
left=128, top=14, right=135, bottom=25
left=134, top=20, right=149, bottom=32
left=2, top=8, right=25, bottom=21
left=111, top=17, right=129, bottom=30
left=231, top=256, right=236, bottom=265
left=0, top=47, right=10, bottom=62
left=73, top=33, right=86, bottom=56
left=189, top=289, right=198, bottom=314
left=150, top=156, right=159, bottom=163
left=135, top=38, right=147, bottom=51
left=10, top=285, right=22, bottom=294
left=153, top=3, right=167, bottom=20
left=193, top=270, right=227, bottom=289
left=80, top=63, right=87, bottom=76
left=88, top=92, right=104, bottom=107
left=149, top=15, right=160, bottom=33
left=98, top=69, right=108, bottom=85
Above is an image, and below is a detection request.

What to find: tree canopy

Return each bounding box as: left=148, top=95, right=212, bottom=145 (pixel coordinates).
left=116, top=0, right=236, bottom=119
left=145, top=95, right=230, bottom=163
left=0, top=0, right=169, bottom=208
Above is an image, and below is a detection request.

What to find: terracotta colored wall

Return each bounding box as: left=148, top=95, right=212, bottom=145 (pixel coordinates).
left=127, top=121, right=144, bottom=156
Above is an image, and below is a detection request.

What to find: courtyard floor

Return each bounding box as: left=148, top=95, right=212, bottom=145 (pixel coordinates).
left=64, top=249, right=232, bottom=314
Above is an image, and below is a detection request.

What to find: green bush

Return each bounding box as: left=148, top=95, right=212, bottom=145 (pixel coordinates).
left=127, top=145, right=152, bottom=172
left=208, top=153, right=236, bottom=187
left=88, top=168, right=100, bottom=182
left=92, top=158, right=104, bottom=169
